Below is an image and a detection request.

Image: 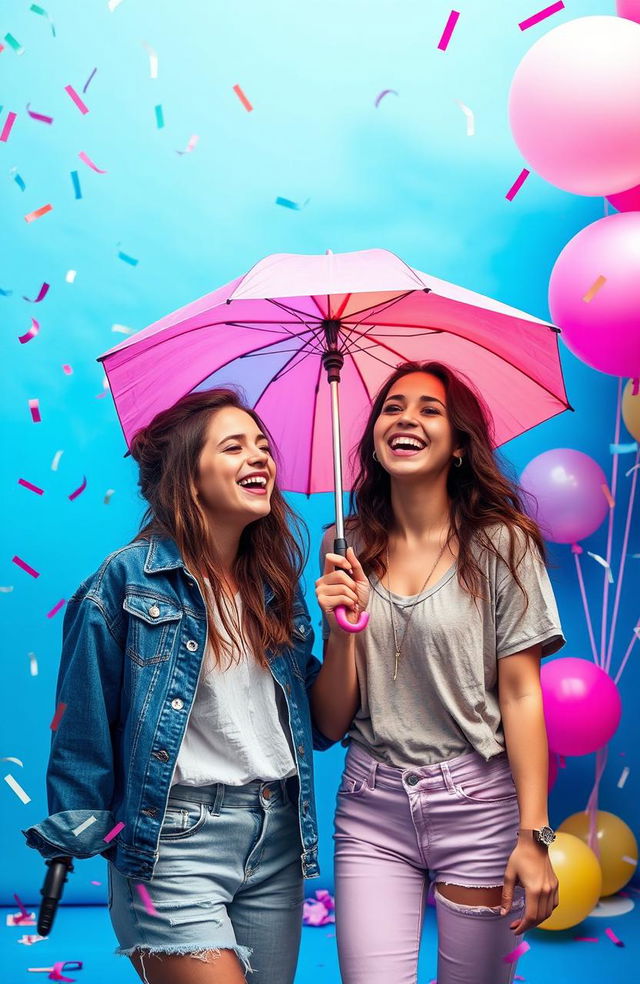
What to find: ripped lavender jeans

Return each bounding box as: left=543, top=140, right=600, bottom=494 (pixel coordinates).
left=108, top=779, right=304, bottom=982
left=334, top=741, right=526, bottom=984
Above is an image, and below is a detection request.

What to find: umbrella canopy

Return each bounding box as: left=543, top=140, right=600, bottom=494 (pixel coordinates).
left=99, top=248, right=571, bottom=494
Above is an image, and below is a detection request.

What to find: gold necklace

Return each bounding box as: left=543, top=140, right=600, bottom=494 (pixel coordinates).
left=385, top=537, right=449, bottom=681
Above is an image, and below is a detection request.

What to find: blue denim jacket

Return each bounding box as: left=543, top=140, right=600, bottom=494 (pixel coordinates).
left=23, top=535, right=334, bottom=881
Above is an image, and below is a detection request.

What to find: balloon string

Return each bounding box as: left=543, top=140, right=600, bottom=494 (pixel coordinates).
left=585, top=745, right=608, bottom=857
left=599, top=379, right=622, bottom=664
left=572, top=547, right=599, bottom=664
left=613, top=618, right=640, bottom=686
left=605, top=448, right=640, bottom=673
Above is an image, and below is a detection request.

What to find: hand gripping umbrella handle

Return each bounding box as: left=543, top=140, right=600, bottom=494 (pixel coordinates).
left=334, top=606, right=369, bottom=633
left=332, top=536, right=369, bottom=633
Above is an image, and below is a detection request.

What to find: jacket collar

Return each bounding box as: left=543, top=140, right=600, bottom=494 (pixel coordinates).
left=143, top=534, right=276, bottom=605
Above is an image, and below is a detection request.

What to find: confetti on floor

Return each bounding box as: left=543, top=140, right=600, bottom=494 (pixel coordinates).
left=519, top=2, right=565, bottom=32
left=437, top=10, right=460, bottom=51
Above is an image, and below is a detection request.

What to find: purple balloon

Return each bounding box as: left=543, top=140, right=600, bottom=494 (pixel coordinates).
left=520, top=449, right=609, bottom=544
left=541, top=657, right=622, bottom=756
left=548, top=212, right=640, bottom=378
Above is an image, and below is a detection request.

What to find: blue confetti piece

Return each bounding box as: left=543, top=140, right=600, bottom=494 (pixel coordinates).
left=118, top=250, right=139, bottom=266
left=610, top=442, right=638, bottom=454
left=70, top=170, right=82, bottom=199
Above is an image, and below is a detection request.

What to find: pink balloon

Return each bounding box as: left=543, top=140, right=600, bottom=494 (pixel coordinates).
left=520, top=449, right=609, bottom=544
left=607, top=182, right=640, bottom=212
left=508, top=16, right=640, bottom=196
left=541, top=658, right=622, bottom=756
left=548, top=212, right=640, bottom=378
left=617, top=0, right=640, bottom=24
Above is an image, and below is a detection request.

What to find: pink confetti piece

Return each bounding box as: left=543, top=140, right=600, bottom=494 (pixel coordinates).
left=503, top=940, right=530, bottom=963
left=1, top=111, right=18, bottom=142
left=233, top=84, right=253, bottom=112
left=14, top=893, right=31, bottom=919
left=4, top=774, right=31, bottom=804
left=136, top=883, right=158, bottom=916
left=28, top=398, right=42, bottom=421
left=437, top=10, right=460, bottom=51
left=600, top=483, right=615, bottom=508
left=68, top=475, right=87, bottom=500
left=26, top=103, right=54, bottom=125
left=176, top=134, right=200, bottom=154
left=23, top=281, right=50, bottom=303
left=46, top=599, right=66, bottom=619
left=49, top=961, right=82, bottom=982
left=519, top=2, right=565, bottom=32
left=17, top=934, right=46, bottom=945
left=514, top=978, right=526, bottom=982
left=104, top=821, right=125, bottom=843
left=18, top=318, right=40, bottom=344
left=583, top=275, right=606, bottom=302
left=49, top=702, right=67, bottom=731
left=62, top=364, right=73, bottom=375
left=574, top=936, right=599, bottom=941
left=78, top=151, right=107, bottom=173
left=374, top=88, right=398, bottom=108
left=604, top=927, right=624, bottom=947
left=25, top=204, right=53, bottom=223
left=82, top=67, right=97, bottom=93
left=18, top=479, right=45, bottom=495
left=506, top=168, right=530, bottom=201
left=90, top=881, right=102, bottom=885
left=64, top=85, right=89, bottom=115
left=12, top=555, right=40, bottom=578
left=7, top=911, right=36, bottom=926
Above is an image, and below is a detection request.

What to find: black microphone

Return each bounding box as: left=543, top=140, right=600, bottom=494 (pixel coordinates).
left=37, top=857, right=74, bottom=936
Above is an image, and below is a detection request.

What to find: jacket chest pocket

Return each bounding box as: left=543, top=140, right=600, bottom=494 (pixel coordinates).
left=124, top=594, right=183, bottom=666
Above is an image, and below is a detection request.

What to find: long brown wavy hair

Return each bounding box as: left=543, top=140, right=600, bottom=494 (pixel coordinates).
left=346, top=361, right=546, bottom=601
left=130, top=388, right=307, bottom=667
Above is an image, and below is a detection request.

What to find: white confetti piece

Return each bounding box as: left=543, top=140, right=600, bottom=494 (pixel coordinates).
left=51, top=450, right=63, bottom=471
left=104, top=489, right=115, bottom=504
left=111, top=323, right=133, bottom=335
left=1, top=756, right=24, bottom=767
left=4, top=773, right=31, bottom=804
left=455, top=100, right=475, bottom=136
left=29, top=652, right=39, bottom=676
left=622, top=855, right=637, bottom=865
left=618, top=766, right=630, bottom=788
left=0, top=585, right=14, bottom=593
left=73, top=815, right=98, bottom=836
left=65, top=270, right=77, bottom=284
left=141, top=41, right=158, bottom=79
left=587, top=552, right=614, bottom=583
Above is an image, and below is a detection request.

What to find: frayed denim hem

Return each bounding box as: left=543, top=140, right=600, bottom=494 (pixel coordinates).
left=114, top=943, right=254, bottom=976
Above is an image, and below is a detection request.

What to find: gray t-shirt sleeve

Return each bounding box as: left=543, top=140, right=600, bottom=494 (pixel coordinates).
left=494, top=527, right=565, bottom=659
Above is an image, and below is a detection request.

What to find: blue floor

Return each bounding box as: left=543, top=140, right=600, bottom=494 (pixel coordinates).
left=3, top=895, right=638, bottom=983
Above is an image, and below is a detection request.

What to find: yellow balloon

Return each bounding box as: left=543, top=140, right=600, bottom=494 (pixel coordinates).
left=559, top=810, right=638, bottom=897
left=538, top=832, right=601, bottom=931
left=622, top=378, right=640, bottom=442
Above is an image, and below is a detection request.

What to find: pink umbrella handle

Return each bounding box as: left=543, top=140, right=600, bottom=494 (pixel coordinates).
left=334, top=606, right=370, bottom=633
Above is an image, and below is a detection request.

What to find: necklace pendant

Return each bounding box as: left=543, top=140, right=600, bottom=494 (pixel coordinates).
left=393, top=651, right=400, bottom=681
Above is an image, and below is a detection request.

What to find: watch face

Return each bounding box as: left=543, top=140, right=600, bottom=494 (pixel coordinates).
left=539, top=826, right=556, bottom=846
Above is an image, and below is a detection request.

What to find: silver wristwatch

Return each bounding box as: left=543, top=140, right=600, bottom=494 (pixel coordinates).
left=517, top=825, right=556, bottom=847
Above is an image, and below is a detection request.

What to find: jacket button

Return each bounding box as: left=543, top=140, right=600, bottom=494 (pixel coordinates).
left=171, top=698, right=184, bottom=710
left=186, top=640, right=198, bottom=652
left=148, top=605, right=160, bottom=618
left=297, top=745, right=305, bottom=756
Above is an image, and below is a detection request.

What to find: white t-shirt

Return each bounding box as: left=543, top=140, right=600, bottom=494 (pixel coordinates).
left=172, top=590, right=297, bottom=787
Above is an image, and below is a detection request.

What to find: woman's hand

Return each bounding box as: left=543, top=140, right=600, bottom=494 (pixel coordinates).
left=500, top=840, right=559, bottom=933
left=315, top=548, right=370, bottom=633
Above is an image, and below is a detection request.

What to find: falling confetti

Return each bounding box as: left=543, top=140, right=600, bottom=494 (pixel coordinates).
left=112, top=323, right=133, bottom=334
left=374, top=89, right=398, bottom=108
left=4, top=774, right=31, bottom=804
left=78, top=151, right=107, bottom=173
left=18, top=479, right=44, bottom=495
left=455, top=100, right=475, bottom=136
left=1, top=112, right=18, bottom=142
left=142, top=42, right=158, bottom=78
left=604, top=927, right=624, bottom=947
left=103, top=821, right=125, bottom=843
left=11, top=167, right=26, bottom=191
left=26, top=103, right=54, bottom=125
left=64, top=85, right=89, bottom=115
left=176, top=134, right=200, bottom=154
left=12, top=556, right=40, bottom=578
left=154, top=104, right=164, bottom=129
left=28, top=398, right=42, bottom=421
left=118, top=250, right=139, bottom=266
left=104, top=489, right=115, bottom=504
left=275, top=197, right=309, bottom=210
left=82, top=68, right=97, bottom=93
left=617, top=767, right=630, bottom=788
left=610, top=442, right=638, bottom=454
left=51, top=450, right=64, bottom=470
left=25, top=204, right=53, bottom=223
left=600, top=483, right=615, bottom=508
left=18, top=319, right=40, bottom=344
left=29, top=653, right=39, bottom=676
left=503, top=940, right=530, bottom=963
left=49, top=702, right=67, bottom=731
left=68, top=476, right=87, bottom=500
left=62, top=364, right=73, bottom=375
left=65, top=270, right=77, bottom=283
left=23, top=282, right=49, bottom=303
left=46, top=599, right=66, bottom=619
left=72, top=816, right=98, bottom=836
left=519, top=2, right=565, bottom=32
left=136, top=884, right=158, bottom=916
left=587, top=551, right=614, bottom=583
left=583, top=275, right=606, bottom=302
left=232, top=84, right=253, bottom=111
left=30, top=4, right=56, bottom=37
left=71, top=170, right=82, bottom=199
left=437, top=10, right=460, bottom=51
left=506, top=169, right=530, bottom=201
left=4, top=33, right=25, bottom=55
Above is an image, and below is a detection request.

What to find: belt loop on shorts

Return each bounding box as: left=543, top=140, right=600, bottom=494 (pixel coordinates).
left=212, top=782, right=224, bottom=816
left=367, top=759, right=378, bottom=791
left=440, top=760, right=456, bottom=794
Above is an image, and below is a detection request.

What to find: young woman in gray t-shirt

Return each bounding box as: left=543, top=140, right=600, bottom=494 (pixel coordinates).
left=313, top=360, right=565, bottom=984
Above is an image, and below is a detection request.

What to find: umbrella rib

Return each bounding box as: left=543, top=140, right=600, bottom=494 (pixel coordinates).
left=336, top=290, right=415, bottom=324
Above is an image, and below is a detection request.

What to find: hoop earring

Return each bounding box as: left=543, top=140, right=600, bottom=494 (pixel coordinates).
left=453, top=455, right=463, bottom=468
left=372, top=450, right=378, bottom=462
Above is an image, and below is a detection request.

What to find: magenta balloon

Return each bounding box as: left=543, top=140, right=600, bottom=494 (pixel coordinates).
left=548, top=751, right=559, bottom=793
left=541, top=658, right=622, bottom=756
left=520, top=449, right=609, bottom=544
left=617, top=0, right=640, bottom=24
left=508, top=17, right=640, bottom=196
left=607, top=182, right=640, bottom=212
left=548, top=212, right=640, bottom=378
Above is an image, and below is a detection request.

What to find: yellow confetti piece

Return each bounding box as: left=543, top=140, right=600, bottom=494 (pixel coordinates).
left=583, top=275, right=607, bottom=302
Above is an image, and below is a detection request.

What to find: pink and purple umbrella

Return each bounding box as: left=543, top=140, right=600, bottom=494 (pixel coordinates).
left=99, top=247, right=571, bottom=631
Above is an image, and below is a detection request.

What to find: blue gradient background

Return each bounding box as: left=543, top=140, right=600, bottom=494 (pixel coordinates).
left=1, top=0, right=637, bottom=904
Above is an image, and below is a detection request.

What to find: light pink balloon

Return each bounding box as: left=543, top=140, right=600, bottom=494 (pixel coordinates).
left=541, top=658, right=622, bottom=756
left=520, top=449, right=609, bottom=544
left=617, top=0, right=640, bottom=24
left=548, top=212, right=640, bottom=378
left=508, top=16, right=640, bottom=196
left=607, top=182, right=640, bottom=212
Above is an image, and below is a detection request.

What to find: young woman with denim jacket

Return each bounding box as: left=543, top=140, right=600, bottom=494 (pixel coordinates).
left=24, top=388, right=343, bottom=984
left=315, top=362, right=565, bottom=984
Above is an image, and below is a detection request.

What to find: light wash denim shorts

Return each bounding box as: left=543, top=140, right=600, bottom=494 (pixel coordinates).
left=108, top=778, right=304, bottom=982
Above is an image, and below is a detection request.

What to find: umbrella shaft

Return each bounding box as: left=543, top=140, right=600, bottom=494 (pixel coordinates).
left=330, top=379, right=345, bottom=544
